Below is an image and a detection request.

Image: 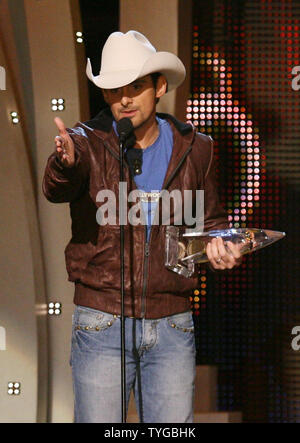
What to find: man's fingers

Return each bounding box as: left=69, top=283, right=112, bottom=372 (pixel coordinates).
left=217, top=237, right=238, bottom=268
left=55, top=136, right=65, bottom=154
left=210, top=237, right=227, bottom=262
left=206, top=240, right=226, bottom=270
left=216, top=237, right=230, bottom=261
left=225, top=241, right=242, bottom=260
left=206, top=237, right=243, bottom=270
left=53, top=122, right=75, bottom=168
left=54, top=117, right=67, bottom=135
left=55, top=135, right=63, bottom=147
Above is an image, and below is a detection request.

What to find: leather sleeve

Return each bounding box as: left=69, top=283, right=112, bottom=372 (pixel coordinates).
left=203, top=136, right=229, bottom=231
left=42, top=127, right=90, bottom=203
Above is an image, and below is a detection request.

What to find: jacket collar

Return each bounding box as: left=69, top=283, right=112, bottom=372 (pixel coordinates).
left=80, top=107, right=197, bottom=189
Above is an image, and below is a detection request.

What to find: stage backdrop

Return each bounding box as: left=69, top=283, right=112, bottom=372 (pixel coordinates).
left=187, top=0, right=300, bottom=423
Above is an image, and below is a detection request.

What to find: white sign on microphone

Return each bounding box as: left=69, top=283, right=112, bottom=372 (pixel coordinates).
left=291, top=66, right=300, bottom=91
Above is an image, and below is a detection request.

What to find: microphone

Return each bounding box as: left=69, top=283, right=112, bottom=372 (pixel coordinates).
left=117, top=117, right=142, bottom=175
left=116, top=117, right=134, bottom=143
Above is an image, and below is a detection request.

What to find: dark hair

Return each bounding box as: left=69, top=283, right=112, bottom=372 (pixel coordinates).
left=150, top=72, right=163, bottom=87
left=150, top=72, right=168, bottom=104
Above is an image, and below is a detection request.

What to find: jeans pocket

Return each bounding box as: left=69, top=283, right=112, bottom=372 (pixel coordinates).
left=73, top=305, right=118, bottom=332
left=167, top=311, right=194, bottom=333
left=72, top=306, right=119, bottom=354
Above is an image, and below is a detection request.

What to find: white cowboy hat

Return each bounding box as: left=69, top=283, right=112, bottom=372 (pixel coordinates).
left=86, top=30, right=186, bottom=92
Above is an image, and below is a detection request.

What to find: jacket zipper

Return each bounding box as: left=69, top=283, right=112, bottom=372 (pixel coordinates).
left=103, top=141, right=122, bottom=162
left=140, top=144, right=193, bottom=318
left=141, top=228, right=150, bottom=318
left=162, top=145, right=193, bottom=191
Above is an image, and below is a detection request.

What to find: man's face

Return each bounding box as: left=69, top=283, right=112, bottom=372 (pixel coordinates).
left=102, top=74, right=167, bottom=130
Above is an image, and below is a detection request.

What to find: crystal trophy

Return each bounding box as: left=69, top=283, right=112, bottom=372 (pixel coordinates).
left=165, top=226, right=286, bottom=278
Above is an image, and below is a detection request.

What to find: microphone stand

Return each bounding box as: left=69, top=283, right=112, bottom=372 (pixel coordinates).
left=119, top=139, right=126, bottom=423
left=117, top=118, right=134, bottom=424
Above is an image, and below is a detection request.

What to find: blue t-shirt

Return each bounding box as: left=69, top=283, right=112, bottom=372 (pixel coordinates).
left=113, top=117, right=173, bottom=241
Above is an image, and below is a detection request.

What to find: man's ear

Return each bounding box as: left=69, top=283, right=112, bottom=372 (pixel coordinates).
left=155, top=75, right=168, bottom=99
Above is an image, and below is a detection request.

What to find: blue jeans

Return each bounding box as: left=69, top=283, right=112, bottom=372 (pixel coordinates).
left=70, top=305, right=196, bottom=423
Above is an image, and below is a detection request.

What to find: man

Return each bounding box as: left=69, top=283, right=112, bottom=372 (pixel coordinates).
left=43, top=30, right=242, bottom=423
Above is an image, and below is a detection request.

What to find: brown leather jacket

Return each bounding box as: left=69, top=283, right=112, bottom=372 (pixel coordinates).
left=43, top=108, right=229, bottom=319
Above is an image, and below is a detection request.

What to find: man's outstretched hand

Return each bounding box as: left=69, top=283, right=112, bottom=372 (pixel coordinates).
left=54, top=117, right=75, bottom=168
